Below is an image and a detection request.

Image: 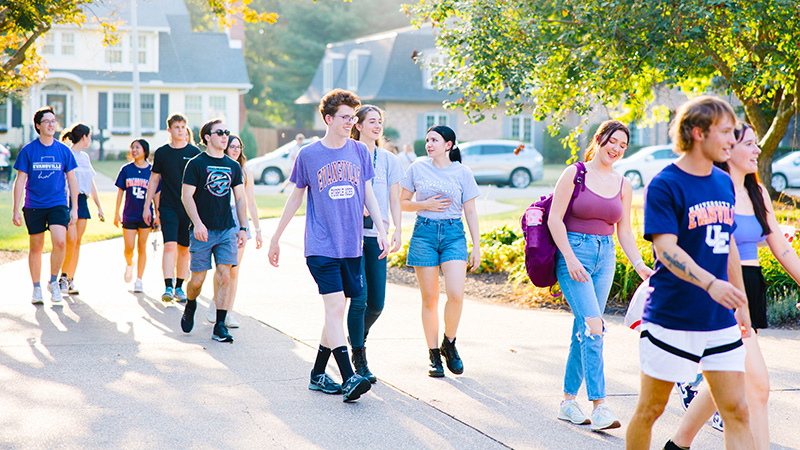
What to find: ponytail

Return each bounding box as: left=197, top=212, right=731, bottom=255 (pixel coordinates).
left=62, top=123, right=91, bottom=144
left=428, top=124, right=461, bottom=163
left=449, top=145, right=462, bottom=163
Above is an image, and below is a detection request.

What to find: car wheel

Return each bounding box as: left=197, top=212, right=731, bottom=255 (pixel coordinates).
left=772, top=173, right=788, bottom=192
left=261, top=167, right=283, bottom=186
left=509, top=168, right=532, bottom=189
left=625, top=171, right=643, bottom=189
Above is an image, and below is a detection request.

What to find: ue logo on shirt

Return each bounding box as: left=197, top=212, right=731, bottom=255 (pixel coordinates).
left=205, top=166, right=232, bottom=197
left=33, top=156, right=61, bottom=179
left=329, top=185, right=355, bottom=199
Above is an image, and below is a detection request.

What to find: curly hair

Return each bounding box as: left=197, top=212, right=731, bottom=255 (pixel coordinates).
left=319, top=88, right=361, bottom=122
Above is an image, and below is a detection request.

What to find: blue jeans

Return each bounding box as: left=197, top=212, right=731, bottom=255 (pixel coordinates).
left=555, top=232, right=616, bottom=401
left=347, top=236, right=386, bottom=347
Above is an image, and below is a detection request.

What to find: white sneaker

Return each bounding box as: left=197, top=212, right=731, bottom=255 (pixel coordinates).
left=48, top=281, right=62, bottom=303
left=31, top=286, right=44, bottom=304
left=558, top=399, right=590, bottom=425
left=710, top=411, right=724, bottom=432
left=59, top=277, right=69, bottom=293
left=226, top=312, right=240, bottom=328
left=206, top=300, right=216, bottom=323
left=67, top=279, right=79, bottom=295
left=133, top=278, right=143, bottom=293
left=124, top=265, right=133, bottom=283
left=590, top=404, right=622, bottom=431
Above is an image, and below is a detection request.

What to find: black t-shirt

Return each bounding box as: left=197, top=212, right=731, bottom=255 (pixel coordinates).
left=151, top=143, right=201, bottom=209
left=182, top=152, right=243, bottom=230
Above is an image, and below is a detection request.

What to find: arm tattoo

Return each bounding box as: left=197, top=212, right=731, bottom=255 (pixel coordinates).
left=780, top=247, right=792, bottom=258
left=687, top=270, right=701, bottom=283
left=661, top=251, right=687, bottom=275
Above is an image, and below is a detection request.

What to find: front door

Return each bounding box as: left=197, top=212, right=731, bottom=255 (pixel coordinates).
left=47, top=94, right=68, bottom=130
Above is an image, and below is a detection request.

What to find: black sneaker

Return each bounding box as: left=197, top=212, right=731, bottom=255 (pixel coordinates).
left=212, top=322, right=234, bottom=343
left=342, top=374, right=371, bottom=402
left=180, top=308, right=195, bottom=333
left=308, top=373, right=343, bottom=394
left=440, top=336, right=464, bottom=374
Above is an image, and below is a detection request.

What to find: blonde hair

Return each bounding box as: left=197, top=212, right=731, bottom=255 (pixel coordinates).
left=669, top=96, right=736, bottom=153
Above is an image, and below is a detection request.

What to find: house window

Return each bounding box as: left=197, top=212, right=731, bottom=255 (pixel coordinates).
left=425, top=112, right=448, bottom=129
left=185, top=94, right=203, bottom=127
left=42, top=33, right=55, bottom=55
left=61, top=32, right=75, bottom=56
left=511, top=116, right=533, bottom=142
left=323, top=59, right=333, bottom=93
left=0, top=100, right=8, bottom=131
left=129, top=35, right=147, bottom=64
left=140, top=93, right=156, bottom=130
left=630, top=122, right=651, bottom=146
left=112, top=93, right=131, bottom=129
left=209, top=95, right=226, bottom=120
left=422, top=50, right=445, bottom=90
left=106, top=40, right=123, bottom=64
left=347, top=54, right=358, bottom=91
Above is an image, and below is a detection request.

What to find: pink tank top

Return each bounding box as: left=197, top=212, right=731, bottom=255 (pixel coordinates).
left=564, top=180, right=623, bottom=236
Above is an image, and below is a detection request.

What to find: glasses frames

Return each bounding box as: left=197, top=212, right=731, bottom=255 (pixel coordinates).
left=212, top=129, right=231, bottom=137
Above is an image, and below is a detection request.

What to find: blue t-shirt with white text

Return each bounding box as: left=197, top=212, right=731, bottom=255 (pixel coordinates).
left=643, top=164, right=737, bottom=331
left=13, top=138, right=77, bottom=208
left=115, top=162, right=159, bottom=223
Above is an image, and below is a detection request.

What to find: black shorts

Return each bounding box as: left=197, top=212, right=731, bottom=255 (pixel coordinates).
left=306, top=256, right=363, bottom=297
left=743, top=265, right=768, bottom=330
left=122, top=221, right=152, bottom=230
left=158, top=206, right=191, bottom=247
left=22, top=205, right=69, bottom=235
left=69, top=193, right=91, bottom=220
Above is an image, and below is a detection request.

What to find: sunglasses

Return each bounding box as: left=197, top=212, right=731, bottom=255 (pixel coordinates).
left=212, top=129, right=231, bottom=137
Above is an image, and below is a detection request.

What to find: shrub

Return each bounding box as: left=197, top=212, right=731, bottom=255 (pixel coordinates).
left=414, top=139, right=426, bottom=156
left=383, top=126, right=400, bottom=143
left=239, top=124, right=259, bottom=160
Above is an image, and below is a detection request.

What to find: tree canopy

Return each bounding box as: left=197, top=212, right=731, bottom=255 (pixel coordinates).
left=405, top=0, right=800, bottom=185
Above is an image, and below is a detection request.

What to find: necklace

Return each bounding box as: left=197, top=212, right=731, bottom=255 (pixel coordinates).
left=589, top=164, right=615, bottom=183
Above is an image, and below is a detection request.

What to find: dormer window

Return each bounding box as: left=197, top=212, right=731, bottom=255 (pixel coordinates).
left=421, top=49, right=445, bottom=90
left=323, top=59, right=333, bottom=93
left=347, top=54, right=358, bottom=91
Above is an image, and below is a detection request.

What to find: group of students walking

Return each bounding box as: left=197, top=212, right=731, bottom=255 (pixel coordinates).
left=9, top=93, right=794, bottom=443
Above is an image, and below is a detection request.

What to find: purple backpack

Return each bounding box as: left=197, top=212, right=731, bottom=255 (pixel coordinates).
left=521, top=162, right=586, bottom=288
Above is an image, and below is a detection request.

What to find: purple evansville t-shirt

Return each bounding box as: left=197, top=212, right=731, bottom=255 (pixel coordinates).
left=290, top=139, right=375, bottom=258
left=13, top=139, right=77, bottom=208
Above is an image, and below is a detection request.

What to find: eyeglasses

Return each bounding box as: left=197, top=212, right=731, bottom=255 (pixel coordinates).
left=228, top=145, right=242, bottom=150
left=334, top=114, right=357, bottom=123
left=212, top=129, right=231, bottom=137
left=41, top=119, right=57, bottom=125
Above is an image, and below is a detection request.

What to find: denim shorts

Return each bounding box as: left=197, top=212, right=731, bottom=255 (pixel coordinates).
left=406, top=216, right=468, bottom=267
left=189, top=227, right=238, bottom=272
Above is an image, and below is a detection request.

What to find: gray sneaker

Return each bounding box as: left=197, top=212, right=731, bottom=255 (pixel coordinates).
left=31, top=286, right=44, bottom=304
left=59, top=277, right=69, bottom=293
left=67, top=279, right=79, bottom=295
left=558, top=399, right=590, bottom=425
left=590, top=404, right=622, bottom=431
left=48, top=281, right=62, bottom=303
left=309, top=373, right=343, bottom=394
left=206, top=300, right=216, bottom=323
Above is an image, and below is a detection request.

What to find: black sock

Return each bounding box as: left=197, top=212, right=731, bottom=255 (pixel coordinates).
left=216, top=309, right=227, bottom=325
left=332, top=346, right=354, bottom=381
left=312, top=345, right=332, bottom=376
left=165, top=278, right=173, bottom=288
left=185, top=299, right=197, bottom=314
left=176, top=278, right=184, bottom=289
left=664, top=440, right=690, bottom=450
left=61, top=272, right=67, bottom=280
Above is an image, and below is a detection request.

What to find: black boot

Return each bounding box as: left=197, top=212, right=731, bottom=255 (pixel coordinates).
left=428, top=348, right=444, bottom=378
left=440, top=335, right=464, bottom=374
left=351, top=346, right=376, bottom=384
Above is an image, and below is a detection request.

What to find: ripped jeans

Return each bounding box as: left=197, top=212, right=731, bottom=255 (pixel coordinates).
left=555, top=232, right=616, bottom=401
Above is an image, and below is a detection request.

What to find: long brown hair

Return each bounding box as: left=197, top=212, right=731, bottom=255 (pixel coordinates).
left=351, top=104, right=385, bottom=148
left=225, top=135, right=247, bottom=183
left=584, top=120, right=629, bottom=161
left=714, top=123, right=770, bottom=236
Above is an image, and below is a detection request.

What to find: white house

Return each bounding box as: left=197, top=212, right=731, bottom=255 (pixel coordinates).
left=0, top=0, right=251, bottom=156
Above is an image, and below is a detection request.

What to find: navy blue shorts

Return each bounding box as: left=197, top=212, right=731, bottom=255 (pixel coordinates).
left=22, top=205, right=69, bottom=235
left=306, top=256, right=363, bottom=297
left=159, top=206, right=191, bottom=247
left=69, top=193, right=91, bottom=220
left=122, top=221, right=152, bottom=230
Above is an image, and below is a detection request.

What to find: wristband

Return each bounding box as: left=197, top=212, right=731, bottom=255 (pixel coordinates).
left=239, top=227, right=248, bottom=232
left=255, top=228, right=262, bottom=232
left=632, top=259, right=644, bottom=268
left=705, top=279, right=716, bottom=292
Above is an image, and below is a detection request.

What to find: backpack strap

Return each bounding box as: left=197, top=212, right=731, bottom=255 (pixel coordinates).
left=564, top=161, right=587, bottom=219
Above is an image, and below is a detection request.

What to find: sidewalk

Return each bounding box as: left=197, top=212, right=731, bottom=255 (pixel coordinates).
left=1, top=216, right=798, bottom=449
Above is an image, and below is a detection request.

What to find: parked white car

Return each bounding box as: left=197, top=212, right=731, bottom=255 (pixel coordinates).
left=612, top=145, right=677, bottom=189
left=247, top=137, right=319, bottom=185
left=458, top=140, right=544, bottom=188
left=771, top=151, right=800, bottom=192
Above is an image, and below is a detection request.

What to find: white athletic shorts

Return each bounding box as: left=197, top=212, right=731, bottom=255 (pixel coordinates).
left=639, top=322, right=746, bottom=383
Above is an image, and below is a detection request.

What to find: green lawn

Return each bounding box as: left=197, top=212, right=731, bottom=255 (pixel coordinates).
left=0, top=190, right=304, bottom=252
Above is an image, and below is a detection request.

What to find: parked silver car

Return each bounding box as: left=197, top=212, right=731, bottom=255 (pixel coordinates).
left=247, top=137, right=319, bottom=185
left=771, top=151, right=800, bottom=192
left=612, top=144, right=677, bottom=189
left=458, top=140, right=543, bottom=188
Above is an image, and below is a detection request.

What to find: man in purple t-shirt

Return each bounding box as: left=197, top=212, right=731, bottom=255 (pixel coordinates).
left=12, top=106, right=79, bottom=305
left=269, top=89, right=389, bottom=403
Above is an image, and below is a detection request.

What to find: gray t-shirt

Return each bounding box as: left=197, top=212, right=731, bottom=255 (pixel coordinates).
left=364, top=147, right=404, bottom=237
left=290, top=139, right=375, bottom=258
left=400, top=159, right=480, bottom=220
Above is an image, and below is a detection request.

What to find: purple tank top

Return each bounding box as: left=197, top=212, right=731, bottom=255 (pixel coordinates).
left=564, top=180, right=623, bottom=235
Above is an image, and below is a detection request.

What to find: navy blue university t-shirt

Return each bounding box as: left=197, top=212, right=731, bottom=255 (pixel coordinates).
left=643, top=164, right=738, bottom=331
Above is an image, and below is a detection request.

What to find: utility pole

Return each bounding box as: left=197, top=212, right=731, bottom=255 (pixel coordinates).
left=131, top=0, right=140, bottom=138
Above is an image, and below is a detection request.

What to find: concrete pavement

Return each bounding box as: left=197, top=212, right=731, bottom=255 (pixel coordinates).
left=1, top=216, right=799, bottom=449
